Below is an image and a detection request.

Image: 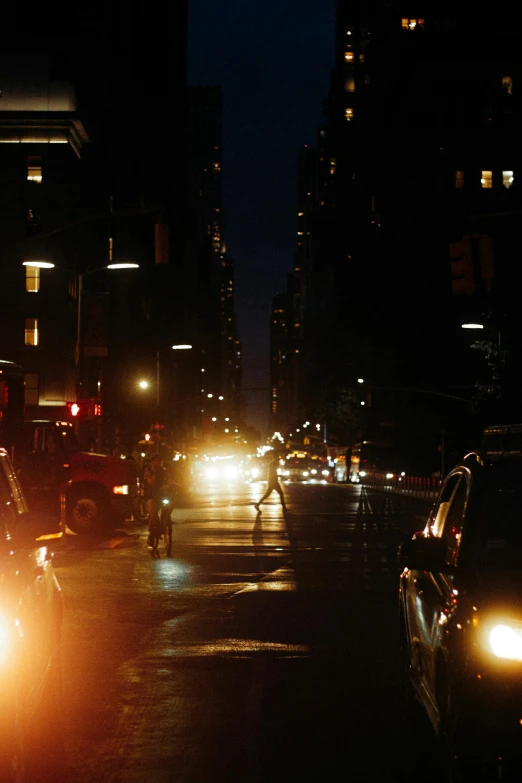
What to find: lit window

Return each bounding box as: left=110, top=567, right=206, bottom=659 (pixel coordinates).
left=24, top=318, right=39, bottom=346
left=359, top=54, right=365, bottom=63
left=481, top=170, right=493, bottom=188
left=24, top=372, right=39, bottom=405
left=25, top=265, right=40, bottom=292
left=455, top=170, right=465, bottom=188
left=502, top=76, right=513, bottom=96
left=402, top=18, right=424, bottom=29
left=345, top=77, right=355, bottom=92
left=344, top=51, right=354, bottom=62
left=27, top=155, right=42, bottom=183
left=345, top=108, right=354, bottom=121
left=502, top=170, right=514, bottom=188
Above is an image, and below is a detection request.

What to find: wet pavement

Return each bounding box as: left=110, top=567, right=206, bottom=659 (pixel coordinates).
left=50, top=480, right=434, bottom=782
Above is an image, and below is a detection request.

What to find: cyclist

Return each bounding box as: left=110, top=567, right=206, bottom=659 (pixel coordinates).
left=142, top=454, right=167, bottom=546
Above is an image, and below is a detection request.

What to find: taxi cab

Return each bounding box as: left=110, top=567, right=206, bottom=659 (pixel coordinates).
left=0, top=447, right=63, bottom=781
left=398, top=424, right=522, bottom=779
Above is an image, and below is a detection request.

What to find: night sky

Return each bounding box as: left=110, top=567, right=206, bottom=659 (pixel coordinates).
left=187, top=0, right=335, bottom=433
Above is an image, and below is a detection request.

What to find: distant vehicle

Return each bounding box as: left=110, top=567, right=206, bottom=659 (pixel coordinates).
left=279, top=455, right=312, bottom=482
left=0, top=446, right=63, bottom=781
left=398, top=423, right=522, bottom=778
left=348, top=441, right=397, bottom=483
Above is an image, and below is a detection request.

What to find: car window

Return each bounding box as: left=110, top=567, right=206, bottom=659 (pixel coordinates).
left=440, top=478, right=467, bottom=566
left=431, top=474, right=462, bottom=536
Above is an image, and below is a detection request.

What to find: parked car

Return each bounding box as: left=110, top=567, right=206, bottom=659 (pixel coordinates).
left=0, top=446, right=63, bottom=781
left=398, top=424, right=522, bottom=779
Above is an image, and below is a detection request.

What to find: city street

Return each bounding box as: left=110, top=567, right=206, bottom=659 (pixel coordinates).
left=52, top=479, right=435, bottom=783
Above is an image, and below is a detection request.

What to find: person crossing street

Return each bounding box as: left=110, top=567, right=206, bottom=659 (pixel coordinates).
left=254, top=452, right=286, bottom=512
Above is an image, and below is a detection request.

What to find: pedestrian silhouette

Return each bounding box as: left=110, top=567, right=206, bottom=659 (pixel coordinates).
left=254, top=453, right=286, bottom=511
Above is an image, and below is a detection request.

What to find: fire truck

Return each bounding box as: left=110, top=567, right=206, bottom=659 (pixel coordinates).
left=0, top=359, right=138, bottom=534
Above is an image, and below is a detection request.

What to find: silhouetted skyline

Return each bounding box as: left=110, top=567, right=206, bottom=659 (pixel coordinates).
left=187, top=0, right=335, bottom=433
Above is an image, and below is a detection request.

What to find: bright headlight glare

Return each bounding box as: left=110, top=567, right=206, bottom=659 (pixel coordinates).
left=359, top=471, right=366, bottom=477
left=205, top=467, right=218, bottom=480
left=311, top=469, right=317, bottom=475
left=488, top=623, right=522, bottom=660
left=251, top=468, right=259, bottom=478
left=322, top=470, right=329, bottom=476
left=0, top=615, right=11, bottom=662
left=224, top=466, right=237, bottom=478
left=302, top=471, right=309, bottom=477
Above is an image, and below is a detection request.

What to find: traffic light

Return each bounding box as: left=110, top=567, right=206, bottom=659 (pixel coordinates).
left=68, top=402, right=82, bottom=418
left=67, top=400, right=102, bottom=419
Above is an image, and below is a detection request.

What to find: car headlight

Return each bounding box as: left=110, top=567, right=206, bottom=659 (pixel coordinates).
left=386, top=473, right=394, bottom=479
left=311, top=469, right=317, bottom=475
left=487, top=622, right=522, bottom=660
left=322, top=470, right=329, bottom=476
left=302, top=471, right=309, bottom=477
left=359, top=471, right=366, bottom=477
left=205, top=467, right=218, bottom=480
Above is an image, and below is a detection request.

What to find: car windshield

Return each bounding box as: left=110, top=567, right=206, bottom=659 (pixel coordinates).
left=474, top=484, right=522, bottom=570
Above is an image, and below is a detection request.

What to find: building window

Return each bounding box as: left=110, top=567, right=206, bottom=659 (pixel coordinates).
left=502, top=76, right=513, bottom=96
left=481, top=170, right=493, bottom=188
left=27, top=155, right=42, bottom=183
left=401, top=18, right=425, bottom=29
left=25, top=265, right=40, bottom=292
left=345, top=108, right=354, bottom=121
left=24, top=318, right=39, bottom=346
left=345, top=77, right=355, bottom=92
left=344, top=50, right=354, bottom=62
left=358, top=53, right=365, bottom=63
left=455, top=170, right=465, bottom=188
left=502, top=170, right=514, bottom=188
left=24, top=372, right=39, bottom=405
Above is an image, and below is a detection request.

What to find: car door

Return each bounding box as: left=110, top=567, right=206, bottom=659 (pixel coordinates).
left=416, top=471, right=468, bottom=712
left=404, top=471, right=468, bottom=711
left=0, top=454, right=59, bottom=720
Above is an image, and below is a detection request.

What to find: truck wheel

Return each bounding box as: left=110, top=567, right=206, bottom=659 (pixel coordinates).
left=66, top=488, right=108, bottom=534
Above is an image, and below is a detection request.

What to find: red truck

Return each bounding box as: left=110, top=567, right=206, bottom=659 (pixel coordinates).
left=14, top=421, right=139, bottom=534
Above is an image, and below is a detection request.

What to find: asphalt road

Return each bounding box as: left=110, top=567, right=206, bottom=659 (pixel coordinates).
left=50, top=479, right=435, bottom=783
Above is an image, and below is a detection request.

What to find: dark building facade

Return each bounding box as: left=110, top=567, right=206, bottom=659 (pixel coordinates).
left=276, top=0, right=522, bottom=471
left=0, top=3, right=191, bottom=452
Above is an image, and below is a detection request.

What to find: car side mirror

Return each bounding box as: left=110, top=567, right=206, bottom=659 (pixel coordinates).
left=16, top=510, right=61, bottom=547
left=398, top=535, right=451, bottom=573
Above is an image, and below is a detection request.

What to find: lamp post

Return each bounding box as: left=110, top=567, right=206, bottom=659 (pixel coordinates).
left=156, top=344, right=193, bottom=410
left=23, top=260, right=139, bottom=396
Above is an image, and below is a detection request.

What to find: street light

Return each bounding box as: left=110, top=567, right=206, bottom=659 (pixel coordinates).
left=155, top=344, right=193, bottom=409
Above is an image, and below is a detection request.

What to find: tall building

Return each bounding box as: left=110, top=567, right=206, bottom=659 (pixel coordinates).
left=0, top=3, right=189, bottom=451
left=280, top=0, right=522, bottom=469
left=185, top=86, right=242, bottom=443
